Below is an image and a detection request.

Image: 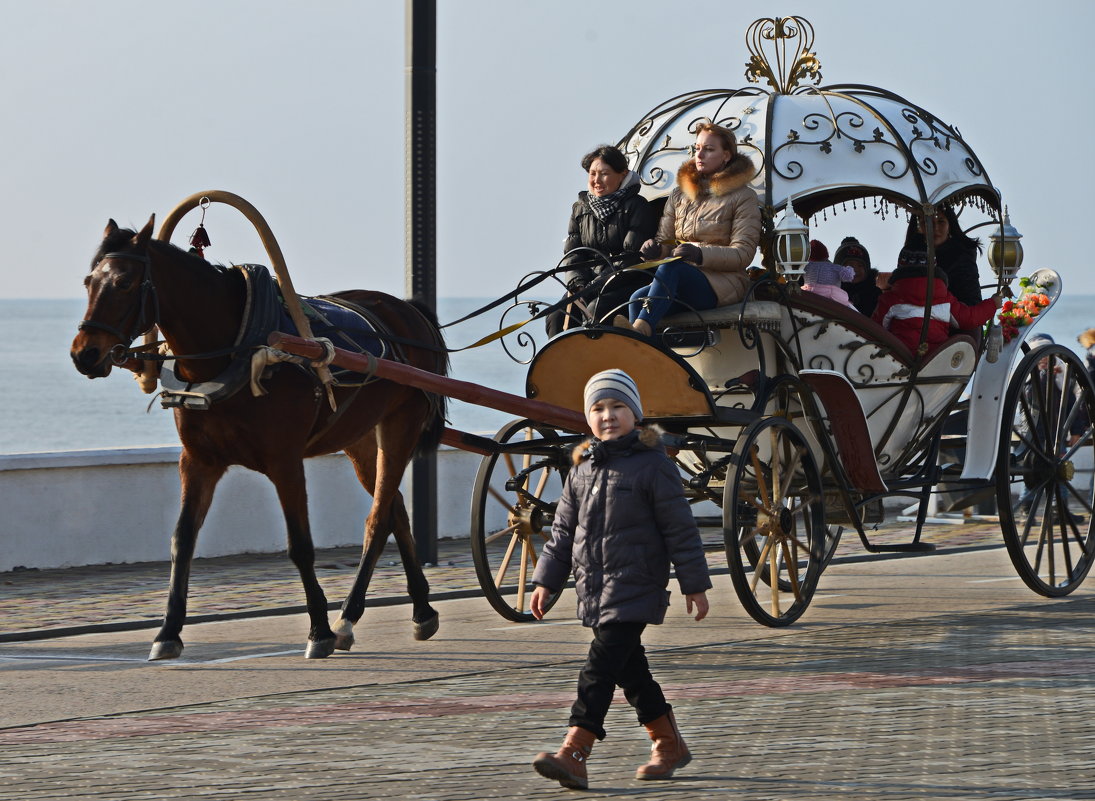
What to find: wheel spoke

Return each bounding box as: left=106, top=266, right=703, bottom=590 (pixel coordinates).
left=749, top=534, right=775, bottom=593
left=768, top=542, right=781, bottom=617
left=534, top=466, right=552, bottom=498
left=486, top=484, right=512, bottom=511
left=494, top=531, right=521, bottom=587
left=517, top=537, right=531, bottom=611
left=781, top=539, right=802, bottom=600
left=750, top=446, right=770, bottom=510
left=485, top=522, right=520, bottom=546
left=769, top=427, right=783, bottom=507
left=503, top=452, right=519, bottom=484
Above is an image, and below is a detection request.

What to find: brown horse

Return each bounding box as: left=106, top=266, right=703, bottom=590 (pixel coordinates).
left=71, top=216, right=448, bottom=660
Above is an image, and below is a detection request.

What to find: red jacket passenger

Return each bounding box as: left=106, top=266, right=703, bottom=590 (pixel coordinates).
left=873, top=248, right=998, bottom=355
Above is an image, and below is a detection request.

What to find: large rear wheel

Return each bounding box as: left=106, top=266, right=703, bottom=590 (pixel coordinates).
left=470, top=419, right=574, bottom=621
left=724, top=416, right=826, bottom=626
left=997, top=345, right=1095, bottom=595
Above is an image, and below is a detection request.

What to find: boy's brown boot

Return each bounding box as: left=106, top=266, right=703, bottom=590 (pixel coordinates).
left=636, top=708, right=692, bottom=780
left=533, top=726, right=596, bottom=789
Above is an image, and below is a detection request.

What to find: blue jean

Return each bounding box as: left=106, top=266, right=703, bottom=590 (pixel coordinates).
left=628, top=261, right=717, bottom=328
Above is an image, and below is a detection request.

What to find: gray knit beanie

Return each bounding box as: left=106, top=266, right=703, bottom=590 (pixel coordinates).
left=583, top=369, right=643, bottom=420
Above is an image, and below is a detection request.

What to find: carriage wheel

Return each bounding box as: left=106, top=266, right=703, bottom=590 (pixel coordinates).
left=470, top=419, right=571, bottom=621
left=739, top=377, right=839, bottom=587
left=724, top=416, right=826, bottom=626
left=997, top=345, right=1095, bottom=596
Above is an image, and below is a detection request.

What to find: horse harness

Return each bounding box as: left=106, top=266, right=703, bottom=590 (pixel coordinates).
left=159, top=265, right=405, bottom=412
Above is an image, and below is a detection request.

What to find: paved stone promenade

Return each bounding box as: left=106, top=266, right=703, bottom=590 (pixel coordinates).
left=1, top=524, right=1093, bottom=800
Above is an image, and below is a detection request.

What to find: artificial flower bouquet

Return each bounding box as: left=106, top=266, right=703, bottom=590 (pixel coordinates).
left=997, top=276, right=1053, bottom=344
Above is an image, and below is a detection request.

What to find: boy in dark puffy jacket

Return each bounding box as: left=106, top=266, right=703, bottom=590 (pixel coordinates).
left=872, top=248, right=1000, bottom=356
left=530, top=369, right=711, bottom=790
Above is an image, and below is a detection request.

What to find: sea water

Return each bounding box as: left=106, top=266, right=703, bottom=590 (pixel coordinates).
left=3, top=293, right=1094, bottom=456
left=0, top=297, right=541, bottom=455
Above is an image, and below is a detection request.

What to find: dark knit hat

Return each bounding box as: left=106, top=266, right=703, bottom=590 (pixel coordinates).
left=896, top=248, right=929, bottom=270
left=834, top=236, right=871, bottom=269
left=583, top=369, right=642, bottom=420
left=809, top=239, right=828, bottom=262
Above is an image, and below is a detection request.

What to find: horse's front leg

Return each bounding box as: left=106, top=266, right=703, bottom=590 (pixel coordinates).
left=269, top=461, right=336, bottom=658
left=149, top=454, right=225, bottom=661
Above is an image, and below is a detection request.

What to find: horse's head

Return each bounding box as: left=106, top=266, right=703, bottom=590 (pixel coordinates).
left=71, top=215, right=158, bottom=378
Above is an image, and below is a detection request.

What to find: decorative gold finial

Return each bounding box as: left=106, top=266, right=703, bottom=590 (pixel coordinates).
left=744, top=17, right=822, bottom=94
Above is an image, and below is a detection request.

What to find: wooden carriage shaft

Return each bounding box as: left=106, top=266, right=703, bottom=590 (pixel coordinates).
left=267, top=332, right=591, bottom=440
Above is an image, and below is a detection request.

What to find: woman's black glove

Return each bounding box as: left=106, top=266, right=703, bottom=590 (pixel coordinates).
left=672, top=243, right=703, bottom=265
left=639, top=239, right=662, bottom=260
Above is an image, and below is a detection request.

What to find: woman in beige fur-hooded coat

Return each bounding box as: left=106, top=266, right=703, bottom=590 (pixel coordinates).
left=628, top=122, right=762, bottom=335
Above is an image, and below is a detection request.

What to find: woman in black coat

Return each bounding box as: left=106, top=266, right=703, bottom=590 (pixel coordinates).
left=545, top=145, right=657, bottom=336
left=902, top=206, right=983, bottom=306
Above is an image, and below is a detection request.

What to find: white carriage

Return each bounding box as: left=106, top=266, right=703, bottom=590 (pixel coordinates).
left=470, top=17, right=1095, bottom=626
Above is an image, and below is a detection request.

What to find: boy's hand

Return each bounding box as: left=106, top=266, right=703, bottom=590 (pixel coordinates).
left=685, top=592, right=709, bottom=621
left=530, top=585, right=551, bottom=620
left=992, top=293, right=1004, bottom=308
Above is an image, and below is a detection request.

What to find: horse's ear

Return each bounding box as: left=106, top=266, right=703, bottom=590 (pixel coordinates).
left=103, top=219, right=119, bottom=239
left=134, top=214, right=155, bottom=248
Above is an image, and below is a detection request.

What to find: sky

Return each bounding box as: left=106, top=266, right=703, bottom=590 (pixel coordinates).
left=2, top=0, right=1092, bottom=302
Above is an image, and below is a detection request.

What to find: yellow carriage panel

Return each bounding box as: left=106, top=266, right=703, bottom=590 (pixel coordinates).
left=525, top=328, right=714, bottom=419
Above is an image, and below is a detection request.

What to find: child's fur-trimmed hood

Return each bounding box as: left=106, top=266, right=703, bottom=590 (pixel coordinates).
left=676, top=153, right=755, bottom=202
left=572, top=425, right=665, bottom=465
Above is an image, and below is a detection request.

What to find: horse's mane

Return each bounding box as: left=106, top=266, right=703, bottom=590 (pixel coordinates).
left=93, top=226, right=235, bottom=278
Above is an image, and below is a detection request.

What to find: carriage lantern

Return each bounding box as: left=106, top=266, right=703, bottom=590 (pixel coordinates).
left=987, top=208, right=1024, bottom=281
left=773, top=195, right=810, bottom=280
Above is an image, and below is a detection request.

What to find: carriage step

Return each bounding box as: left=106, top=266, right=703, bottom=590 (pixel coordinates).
left=863, top=542, right=936, bottom=553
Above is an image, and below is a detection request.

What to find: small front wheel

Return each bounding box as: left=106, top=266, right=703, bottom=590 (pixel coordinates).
left=470, top=419, right=575, bottom=621
left=997, top=345, right=1095, bottom=595
left=724, top=416, right=826, bottom=626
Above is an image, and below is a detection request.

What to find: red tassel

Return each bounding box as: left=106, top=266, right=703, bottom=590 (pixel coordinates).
left=189, top=224, right=211, bottom=257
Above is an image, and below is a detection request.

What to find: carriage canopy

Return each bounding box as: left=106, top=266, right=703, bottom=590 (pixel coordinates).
left=618, top=17, right=1001, bottom=220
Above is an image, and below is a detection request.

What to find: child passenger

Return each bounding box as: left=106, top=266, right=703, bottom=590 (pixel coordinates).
left=530, top=369, right=711, bottom=790
left=801, top=239, right=857, bottom=310
left=873, top=247, right=1000, bottom=355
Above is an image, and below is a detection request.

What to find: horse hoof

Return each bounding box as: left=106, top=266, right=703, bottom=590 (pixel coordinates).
left=148, top=640, right=183, bottom=661
left=334, top=633, right=355, bottom=651
left=333, top=618, right=355, bottom=651
left=305, top=637, right=337, bottom=659
left=413, top=612, right=439, bottom=641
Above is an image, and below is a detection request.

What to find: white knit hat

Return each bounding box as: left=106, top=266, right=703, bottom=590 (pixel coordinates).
left=583, top=369, right=643, bottom=420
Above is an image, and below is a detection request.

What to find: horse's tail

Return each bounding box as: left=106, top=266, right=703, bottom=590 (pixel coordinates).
left=407, top=298, right=449, bottom=459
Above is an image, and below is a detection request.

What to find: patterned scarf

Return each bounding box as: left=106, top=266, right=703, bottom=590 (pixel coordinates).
left=587, top=187, right=626, bottom=223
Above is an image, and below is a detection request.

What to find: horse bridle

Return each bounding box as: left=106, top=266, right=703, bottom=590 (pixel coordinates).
left=78, top=250, right=160, bottom=358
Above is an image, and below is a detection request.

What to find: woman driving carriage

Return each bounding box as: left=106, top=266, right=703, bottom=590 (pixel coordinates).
left=626, top=122, right=762, bottom=336
left=544, top=145, right=658, bottom=337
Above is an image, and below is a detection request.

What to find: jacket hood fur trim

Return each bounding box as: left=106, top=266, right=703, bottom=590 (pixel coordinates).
left=676, top=154, right=755, bottom=202
left=572, top=425, right=664, bottom=465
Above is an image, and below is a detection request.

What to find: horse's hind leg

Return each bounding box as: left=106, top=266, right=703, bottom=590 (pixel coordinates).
left=267, top=460, right=336, bottom=659
left=336, top=420, right=438, bottom=648
left=149, top=454, right=225, bottom=661
left=390, top=494, right=439, bottom=640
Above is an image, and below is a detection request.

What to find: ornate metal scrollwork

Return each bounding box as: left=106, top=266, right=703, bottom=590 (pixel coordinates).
left=745, top=16, right=822, bottom=94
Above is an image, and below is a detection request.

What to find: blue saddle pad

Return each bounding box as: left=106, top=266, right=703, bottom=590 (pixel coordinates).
left=278, top=296, right=388, bottom=385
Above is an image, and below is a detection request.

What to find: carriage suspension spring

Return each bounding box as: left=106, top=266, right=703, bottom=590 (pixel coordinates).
left=688, top=454, right=734, bottom=489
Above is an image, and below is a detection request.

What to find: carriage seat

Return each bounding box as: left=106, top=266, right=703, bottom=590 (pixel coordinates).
left=661, top=289, right=979, bottom=370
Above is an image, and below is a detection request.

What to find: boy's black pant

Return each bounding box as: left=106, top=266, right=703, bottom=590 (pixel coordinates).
left=569, top=621, right=670, bottom=740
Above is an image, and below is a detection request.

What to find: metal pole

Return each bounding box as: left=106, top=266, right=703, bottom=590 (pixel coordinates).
left=405, top=0, right=438, bottom=565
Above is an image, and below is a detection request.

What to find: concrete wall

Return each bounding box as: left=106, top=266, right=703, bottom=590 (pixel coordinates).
left=0, top=446, right=493, bottom=572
